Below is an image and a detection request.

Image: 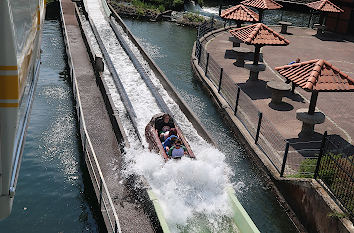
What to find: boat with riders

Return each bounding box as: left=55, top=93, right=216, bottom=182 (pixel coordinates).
left=145, top=113, right=195, bottom=160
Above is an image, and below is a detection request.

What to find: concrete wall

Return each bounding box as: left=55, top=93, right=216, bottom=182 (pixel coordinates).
left=276, top=179, right=354, bottom=233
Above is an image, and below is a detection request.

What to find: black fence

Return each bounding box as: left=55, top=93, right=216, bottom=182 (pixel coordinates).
left=197, top=42, right=325, bottom=176
left=315, top=134, right=354, bottom=219
left=195, top=20, right=353, bottom=220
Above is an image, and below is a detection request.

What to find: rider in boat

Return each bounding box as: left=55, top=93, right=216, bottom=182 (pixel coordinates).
left=167, top=139, right=187, bottom=159
left=155, top=114, right=175, bottom=141
left=163, top=130, right=177, bottom=152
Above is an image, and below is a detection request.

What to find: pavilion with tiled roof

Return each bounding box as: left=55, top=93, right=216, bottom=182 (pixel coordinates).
left=306, top=0, right=344, bottom=13
left=221, top=4, right=259, bottom=27
left=241, top=0, right=283, bottom=21
left=306, top=0, right=344, bottom=26
left=230, top=23, right=289, bottom=65
left=275, top=59, right=354, bottom=114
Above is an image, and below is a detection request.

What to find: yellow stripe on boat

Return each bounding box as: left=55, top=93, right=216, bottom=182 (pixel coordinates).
left=0, top=103, right=19, bottom=108
left=0, top=75, right=19, bottom=99
left=0, top=66, right=17, bottom=71
left=37, top=6, right=41, bottom=30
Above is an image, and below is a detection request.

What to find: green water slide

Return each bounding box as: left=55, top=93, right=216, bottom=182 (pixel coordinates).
left=148, top=186, right=260, bottom=233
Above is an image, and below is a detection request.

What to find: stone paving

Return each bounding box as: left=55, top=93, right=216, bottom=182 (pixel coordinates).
left=204, top=26, right=354, bottom=157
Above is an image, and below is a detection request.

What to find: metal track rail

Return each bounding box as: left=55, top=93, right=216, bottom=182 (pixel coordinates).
left=108, top=18, right=173, bottom=117
left=86, top=16, right=142, bottom=142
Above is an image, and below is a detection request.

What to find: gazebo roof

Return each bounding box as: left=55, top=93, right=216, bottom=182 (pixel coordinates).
left=229, top=23, right=290, bottom=46
left=221, top=4, right=259, bottom=22
left=241, top=0, right=283, bottom=10
left=275, top=59, right=354, bottom=91
left=306, top=0, right=344, bottom=12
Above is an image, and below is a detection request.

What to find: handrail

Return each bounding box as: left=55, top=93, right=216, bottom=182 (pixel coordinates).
left=59, top=1, right=122, bottom=232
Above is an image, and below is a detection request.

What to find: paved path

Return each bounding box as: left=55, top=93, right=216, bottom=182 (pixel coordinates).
left=61, top=0, right=154, bottom=232
left=204, top=26, right=354, bottom=156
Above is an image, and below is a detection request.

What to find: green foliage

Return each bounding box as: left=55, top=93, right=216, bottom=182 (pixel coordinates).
left=183, top=12, right=205, bottom=23
left=328, top=211, right=347, bottom=219
left=158, top=4, right=165, bottom=12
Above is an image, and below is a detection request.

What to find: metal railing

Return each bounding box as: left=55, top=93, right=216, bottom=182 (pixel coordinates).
left=196, top=39, right=353, bottom=217
left=315, top=134, right=354, bottom=219
left=196, top=44, right=326, bottom=177
left=59, top=1, right=121, bottom=232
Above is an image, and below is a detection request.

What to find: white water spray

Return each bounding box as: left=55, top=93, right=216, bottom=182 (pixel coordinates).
left=82, top=1, right=238, bottom=231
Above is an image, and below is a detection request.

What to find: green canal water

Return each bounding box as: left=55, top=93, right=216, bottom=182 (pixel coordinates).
left=0, top=20, right=103, bottom=232
left=122, top=18, right=299, bottom=233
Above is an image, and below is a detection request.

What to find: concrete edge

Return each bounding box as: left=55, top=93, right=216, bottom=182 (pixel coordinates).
left=147, top=190, right=171, bottom=233
left=108, top=4, right=216, bottom=146
left=58, top=1, right=118, bottom=232
left=74, top=3, right=130, bottom=149
left=226, top=186, right=260, bottom=233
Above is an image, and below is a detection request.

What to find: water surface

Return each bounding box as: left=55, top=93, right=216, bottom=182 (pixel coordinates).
left=123, top=18, right=299, bottom=232
left=0, top=20, right=102, bottom=233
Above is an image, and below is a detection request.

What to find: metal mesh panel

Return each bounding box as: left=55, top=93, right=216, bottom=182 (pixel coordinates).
left=257, top=117, right=286, bottom=172
left=235, top=90, right=259, bottom=139
left=207, top=55, right=221, bottom=86
left=317, top=141, right=354, bottom=219
left=220, top=72, right=237, bottom=109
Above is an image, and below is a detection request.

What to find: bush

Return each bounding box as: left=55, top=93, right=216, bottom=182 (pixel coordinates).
left=183, top=12, right=205, bottom=23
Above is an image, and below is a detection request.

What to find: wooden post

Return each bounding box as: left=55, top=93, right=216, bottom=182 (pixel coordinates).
left=218, top=68, right=223, bottom=93
left=280, top=142, right=290, bottom=177
left=234, top=86, right=241, bottom=115
left=314, top=131, right=327, bottom=179
left=255, top=112, right=263, bottom=144
left=205, top=53, right=210, bottom=76
left=308, top=90, right=319, bottom=115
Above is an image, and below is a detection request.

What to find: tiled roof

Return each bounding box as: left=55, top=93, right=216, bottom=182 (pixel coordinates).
left=306, top=0, right=344, bottom=12
left=221, top=4, right=259, bottom=22
left=241, top=0, right=283, bottom=10
left=229, top=23, right=290, bottom=45
left=275, top=59, right=354, bottom=91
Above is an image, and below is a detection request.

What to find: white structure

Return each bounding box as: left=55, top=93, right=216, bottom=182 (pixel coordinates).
left=0, top=0, right=45, bottom=219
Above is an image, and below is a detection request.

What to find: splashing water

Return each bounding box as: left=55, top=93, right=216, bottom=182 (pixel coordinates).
left=82, top=0, right=239, bottom=231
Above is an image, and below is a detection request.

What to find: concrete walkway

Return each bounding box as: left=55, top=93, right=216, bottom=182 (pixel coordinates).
left=60, top=0, right=154, bottom=232
left=204, top=26, right=354, bottom=162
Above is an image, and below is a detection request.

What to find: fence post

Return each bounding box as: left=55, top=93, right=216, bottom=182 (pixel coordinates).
left=314, top=131, right=328, bottom=179
left=255, top=112, right=263, bottom=144
left=218, top=68, right=223, bottom=93
left=280, top=142, right=290, bottom=177
left=198, top=43, right=202, bottom=65
left=234, top=86, right=241, bottom=115
left=99, top=177, right=103, bottom=208
left=205, top=53, right=210, bottom=76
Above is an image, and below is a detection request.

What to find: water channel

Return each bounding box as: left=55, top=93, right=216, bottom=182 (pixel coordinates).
left=122, top=18, right=299, bottom=232
left=0, top=20, right=103, bottom=232
left=0, top=8, right=299, bottom=233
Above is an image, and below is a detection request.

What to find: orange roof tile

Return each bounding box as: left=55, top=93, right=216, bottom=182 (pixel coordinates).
left=275, top=59, right=354, bottom=91
left=306, top=0, right=344, bottom=12
left=229, top=23, right=290, bottom=46
left=241, top=0, right=283, bottom=10
left=221, top=4, right=259, bottom=22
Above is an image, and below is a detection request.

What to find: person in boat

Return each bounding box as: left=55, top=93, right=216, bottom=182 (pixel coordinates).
left=167, top=139, right=187, bottom=159
left=163, top=130, right=177, bottom=152
left=155, top=114, right=175, bottom=141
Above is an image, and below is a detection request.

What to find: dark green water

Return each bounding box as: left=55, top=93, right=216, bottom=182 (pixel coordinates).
left=0, top=20, right=102, bottom=232
left=123, top=18, right=299, bottom=232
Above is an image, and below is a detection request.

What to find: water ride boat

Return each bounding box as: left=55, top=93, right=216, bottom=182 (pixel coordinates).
left=0, top=0, right=46, bottom=219
left=145, top=113, right=195, bottom=160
